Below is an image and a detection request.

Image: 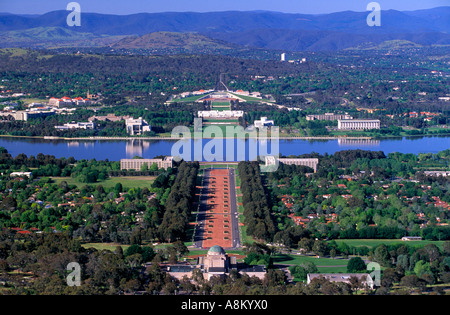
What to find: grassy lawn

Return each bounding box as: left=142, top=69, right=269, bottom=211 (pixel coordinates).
left=170, top=93, right=211, bottom=103
left=228, top=92, right=274, bottom=103
left=82, top=242, right=128, bottom=252
left=52, top=176, right=156, bottom=190
left=272, top=254, right=349, bottom=273
left=332, top=239, right=446, bottom=250
left=21, top=98, right=49, bottom=105
left=211, top=101, right=231, bottom=106
left=211, top=107, right=231, bottom=111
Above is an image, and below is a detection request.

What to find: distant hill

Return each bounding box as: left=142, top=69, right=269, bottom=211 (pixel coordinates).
left=1, top=8, right=448, bottom=35
left=206, top=29, right=450, bottom=51
left=0, top=26, right=125, bottom=48
left=0, top=7, right=448, bottom=51
left=110, top=32, right=238, bottom=51
left=346, top=40, right=423, bottom=51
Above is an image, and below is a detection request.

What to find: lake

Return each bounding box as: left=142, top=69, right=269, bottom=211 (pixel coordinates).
left=0, top=135, right=448, bottom=161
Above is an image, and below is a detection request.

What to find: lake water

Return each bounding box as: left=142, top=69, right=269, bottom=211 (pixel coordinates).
left=0, top=136, right=448, bottom=161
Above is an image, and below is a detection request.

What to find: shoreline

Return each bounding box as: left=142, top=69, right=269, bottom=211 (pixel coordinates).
left=0, top=134, right=448, bottom=141
left=3, top=135, right=372, bottom=141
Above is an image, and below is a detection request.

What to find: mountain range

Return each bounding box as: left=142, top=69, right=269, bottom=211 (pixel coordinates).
left=0, top=7, right=448, bottom=51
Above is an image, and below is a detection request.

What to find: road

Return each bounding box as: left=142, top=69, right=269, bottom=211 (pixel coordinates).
left=193, top=168, right=241, bottom=250
left=193, top=169, right=209, bottom=249
left=228, top=168, right=241, bottom=249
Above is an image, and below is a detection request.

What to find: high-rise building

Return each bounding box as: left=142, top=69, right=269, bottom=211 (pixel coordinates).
left=281, top=53, right=286, bottom=62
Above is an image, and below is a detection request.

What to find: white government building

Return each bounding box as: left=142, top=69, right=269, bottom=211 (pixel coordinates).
left=166, top=245, right=266, bottom=282
left=198, top=111, right=244, bottom=119
left=254, top=117, right=275, bottom=129
left=265, top=156, right=319, bottom=172
left=120, top=157, right=173, bottom=170
left=338, top=119, right=380, bottom=130
left=125, top=117, right=151, bottom=135
left=54, top=121, right=95, bottom=130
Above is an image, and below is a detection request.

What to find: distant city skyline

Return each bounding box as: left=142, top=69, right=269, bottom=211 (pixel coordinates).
left=0, top=0, right=448, bottom=15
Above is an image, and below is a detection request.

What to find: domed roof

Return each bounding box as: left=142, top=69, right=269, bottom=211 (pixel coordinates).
left=207, top=245, right=226, bottom=255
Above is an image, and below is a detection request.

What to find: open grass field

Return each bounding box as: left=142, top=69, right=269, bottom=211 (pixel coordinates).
left=228, top=92, right=274, bottom=103
left=82, top=242, right=128, bottom=252
left=211, top=106, right=231, bottom=111
left=273, top=254, right=349, bottom=273
left=52, top=176, right=156, bottom=189
left=211, top=101, right=231, bottom=106
left=332, top=239, right=446, bottom=249
left=20, top=98, right=49, bottom=105
left=170, top=93, right=210, bottom=103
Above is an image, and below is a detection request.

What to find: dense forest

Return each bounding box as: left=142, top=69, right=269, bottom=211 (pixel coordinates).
left=238, top=162, right=276, bottom=242
left=157, top=161, right=199, bottom=243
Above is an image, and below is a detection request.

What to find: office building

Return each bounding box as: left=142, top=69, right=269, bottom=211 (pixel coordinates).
left=338, top=119, right=380, bottom=130
left=120, top=157, right=173, bottom=171
left=125, top=117, right=151, bottom=135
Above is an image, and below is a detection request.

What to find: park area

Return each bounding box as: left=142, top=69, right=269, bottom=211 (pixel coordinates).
left=51, top=176, right=156, bottom=189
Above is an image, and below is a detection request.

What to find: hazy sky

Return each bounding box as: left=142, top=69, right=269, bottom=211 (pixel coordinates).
left=0, top=0, right=448, bottom=15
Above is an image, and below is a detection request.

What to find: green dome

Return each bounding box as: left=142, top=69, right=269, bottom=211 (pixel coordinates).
left=208, top=245, right=226, bottom=255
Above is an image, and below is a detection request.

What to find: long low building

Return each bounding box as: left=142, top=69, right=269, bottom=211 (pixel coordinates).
left=338, top=119, right=380, bottom=130
left=307, top=273, right=374, bottom=289
left=55, top=121, right=95, bottom=130
left=265, top=156, right=319, bottom=172
left=306, top=113, right=353, bottom=121
left=198, top=110, right=244, bottom=119
left=0, top=110, right=56, bottom=121
left=120, top=157, right=173, bottom=170
left=423, top=171, right=450, bottom=177
left=279, top=158, right=319, bottom=172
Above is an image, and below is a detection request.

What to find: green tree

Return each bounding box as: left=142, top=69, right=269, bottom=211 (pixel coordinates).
left=1, top=196, right=17, bottom=210
left=414, top=260, right=432, bottom=278
left=374, top=244, right=390, bottom=267
left=289, top=265, right=307, bottom=281
left=347, top=257, right=367, bottom=273
left=150, top=163, right=159, bottom=172
left=312, top=240, right=328, bottom=257
left=114, top=182, right=123, bottom=194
